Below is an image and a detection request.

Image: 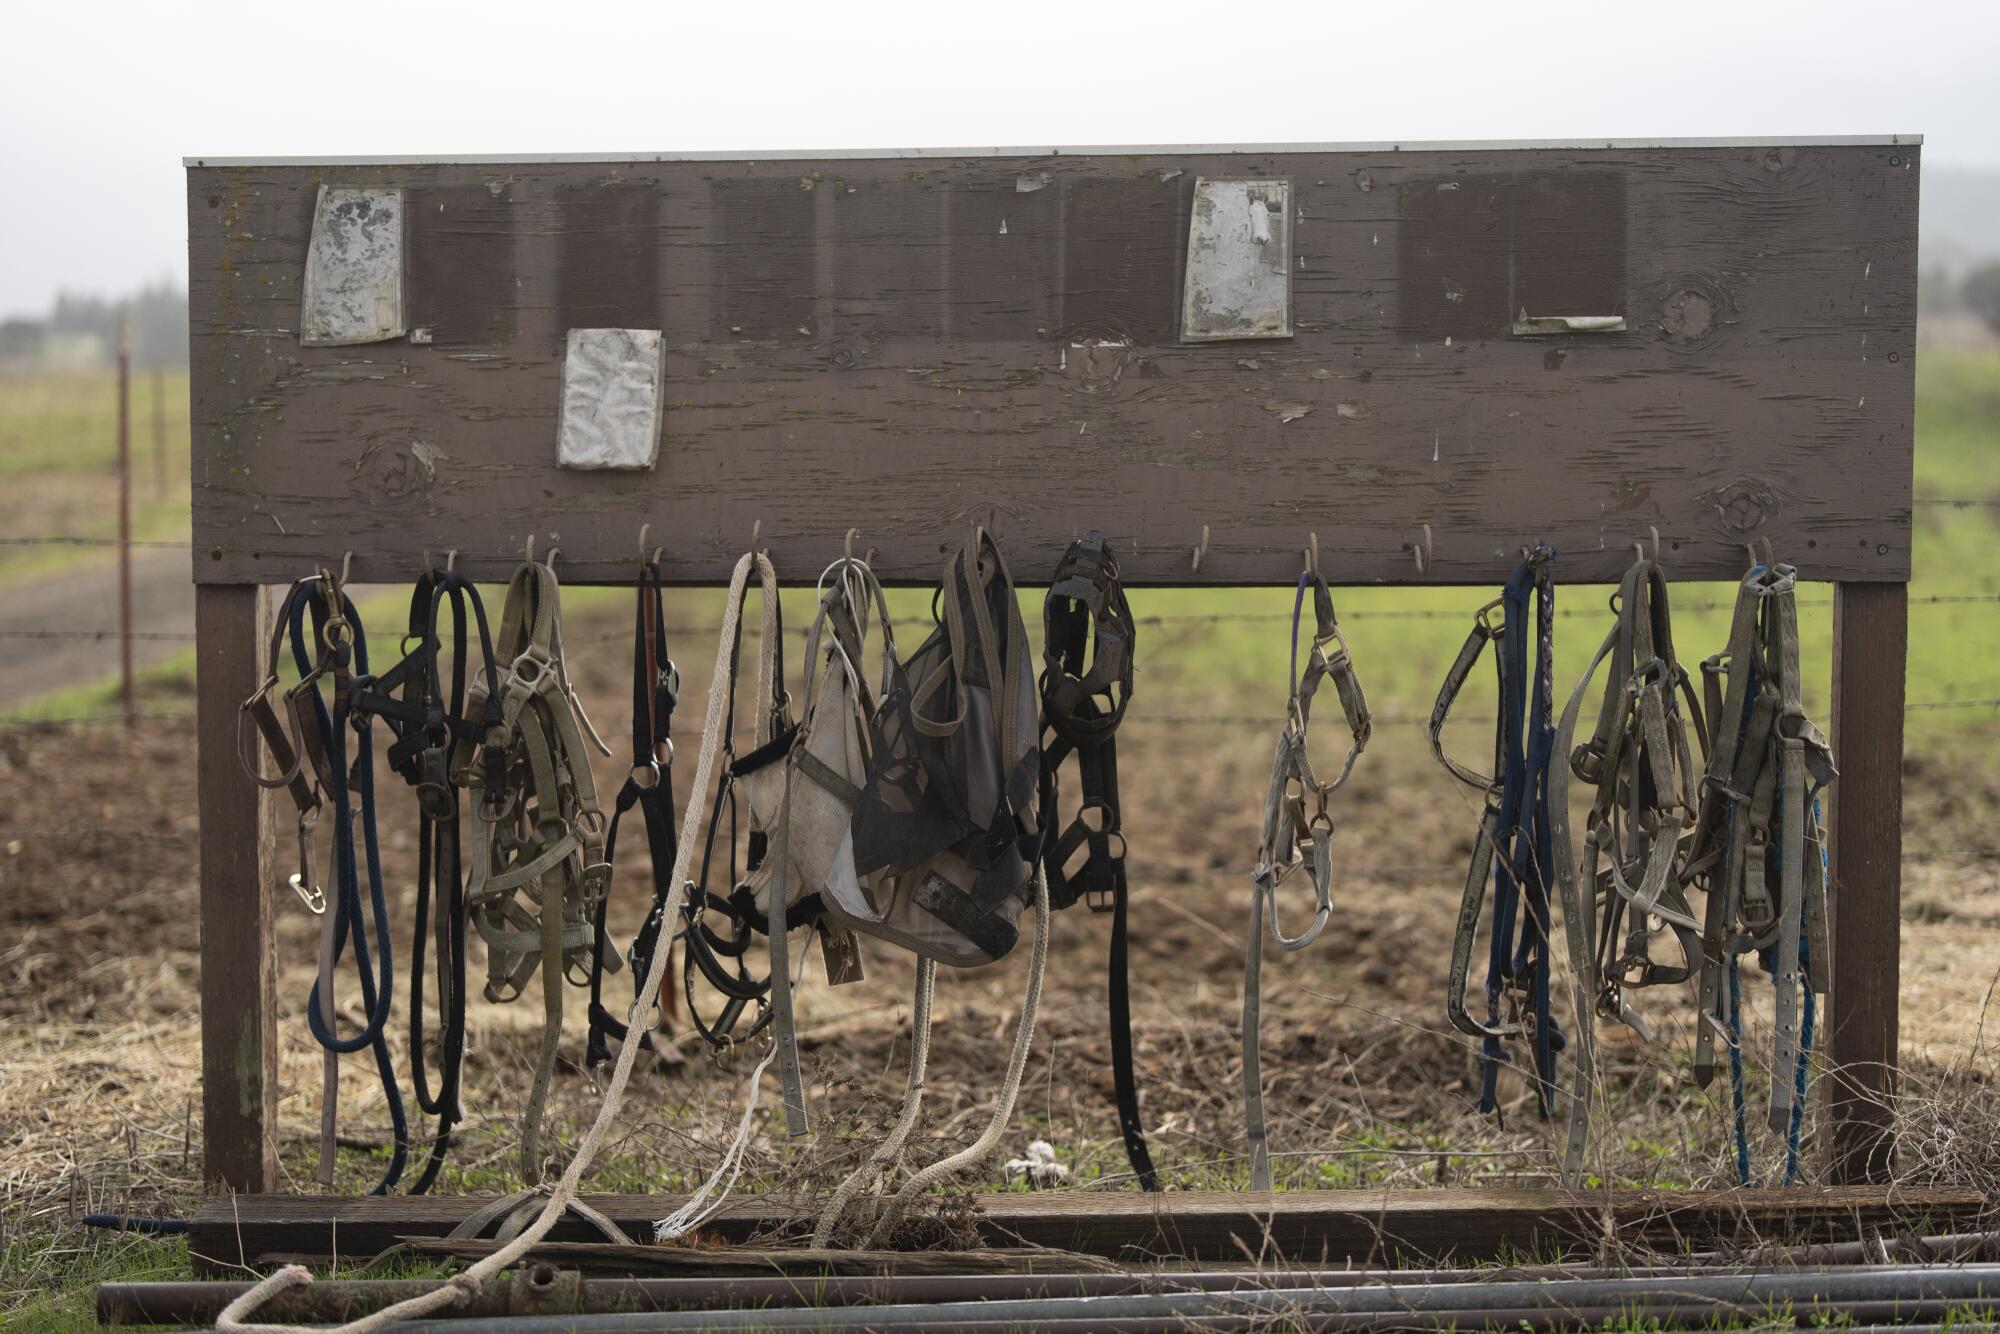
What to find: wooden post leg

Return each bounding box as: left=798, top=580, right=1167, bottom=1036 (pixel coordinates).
left=197, top=583, right=278, bottom=1191
left=1829, top=581, right=1907, bottom=1183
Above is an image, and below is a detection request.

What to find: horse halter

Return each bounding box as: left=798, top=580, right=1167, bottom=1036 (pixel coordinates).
left=1242, top=564, right=1372, bottom=1192
left=1433, top=543, right=1564, bottom=1123
left=1037, top=532, right=1157, bottom=1189
left=342, top=566, right=502, bottom=1194
left=679, top=548, right=793, bottom=1052
left=586, top=555, right=683, bottom=1081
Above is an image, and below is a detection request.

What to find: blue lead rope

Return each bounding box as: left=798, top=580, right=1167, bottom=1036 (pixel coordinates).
left=1480, top=548, right=1562, bottom=1117
left=285, top=584, right=409, bottom=1195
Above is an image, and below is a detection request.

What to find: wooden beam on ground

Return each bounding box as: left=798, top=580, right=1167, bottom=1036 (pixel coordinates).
left=188, top=1186, right=1983, bottom=1274
left=196, top=583, right=278, bottom=1192
left=1830, top=580, right=1908, bottom=1183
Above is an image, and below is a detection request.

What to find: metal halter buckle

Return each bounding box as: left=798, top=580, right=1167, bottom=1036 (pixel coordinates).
left=290, top=809, right=326, bottom=914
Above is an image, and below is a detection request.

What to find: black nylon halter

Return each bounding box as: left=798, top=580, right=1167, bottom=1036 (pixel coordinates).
left=586, top=558, right=682, bottom=1074
left=345, top=568, right=500, bottom=1193
left=1038, top=532, right=1157, bottom=1190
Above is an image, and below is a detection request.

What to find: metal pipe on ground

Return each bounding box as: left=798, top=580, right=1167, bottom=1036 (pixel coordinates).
left=355, top=1268, right=2000, bottom=1333
left=96, top=1266, right=1677, bottom=1325
left=97, top=1262, right=2000, bottom=1328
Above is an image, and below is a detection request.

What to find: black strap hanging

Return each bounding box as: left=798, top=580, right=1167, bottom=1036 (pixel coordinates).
left=1038, top=532, right=1156, bottom=1190
left=342, top=566, right=503, bottom=1194
left=587, top=557, right=683, bottom=1076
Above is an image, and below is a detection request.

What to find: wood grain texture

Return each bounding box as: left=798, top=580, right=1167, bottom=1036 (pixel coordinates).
left=196, top=584, right=278, bottom=1191
left=1829, top=581, right=1907, bottom=1183
left=185, top=144, right=1917, bottom=588
left=186, top=1186, right=1982, bottom=1272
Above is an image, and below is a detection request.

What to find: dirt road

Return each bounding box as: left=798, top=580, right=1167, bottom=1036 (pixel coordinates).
left=0, top=547, right=193, bottom=711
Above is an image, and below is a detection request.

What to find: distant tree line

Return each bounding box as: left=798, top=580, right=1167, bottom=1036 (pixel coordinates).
left=1965, top=262, right=2000, bottom=338
left=0, top=283, right=188, bottom=369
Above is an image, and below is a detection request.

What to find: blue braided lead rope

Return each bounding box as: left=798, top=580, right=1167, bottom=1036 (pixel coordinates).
left=1783, top=795, right=1829, bottom=1186
left=1727, top=956, right=1753, bottom=1186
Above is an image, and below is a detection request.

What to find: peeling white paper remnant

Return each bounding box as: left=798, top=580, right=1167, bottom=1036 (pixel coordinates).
left=557, top=329, right=666, bottom=471
left=1181, top=178, right=1293, bottom=342
left=300, top=187, right=406, bottom=346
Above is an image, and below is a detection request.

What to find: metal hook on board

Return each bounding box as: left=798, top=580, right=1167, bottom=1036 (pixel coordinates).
left=1758, top=535, right=1775, bottom=568
left=524, top=534, right=537, bottom=565
left=638, top=523, right=652, bottom=566
left=1649, top=525, right=1662, bottom=563
left=1303, top=532, right=1319, bottom=580
left=750, top=519, right=763, bottom=555
left=1191, top=524, right=1211, bottom=575
left=1413, top=524, right=1433, bottom=577
left=545, top=545, right=562, bottom=578
left=845, top=528, right=859, bottom=564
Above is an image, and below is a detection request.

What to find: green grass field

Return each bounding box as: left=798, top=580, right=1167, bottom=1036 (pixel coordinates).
left=0, top=370, right=192, bottom=584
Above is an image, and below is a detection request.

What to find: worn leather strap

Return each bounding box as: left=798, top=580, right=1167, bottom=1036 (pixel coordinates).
left=1038, top=532, right=1156, bottom=1190
left=588, top=559, right=682, bottom=1078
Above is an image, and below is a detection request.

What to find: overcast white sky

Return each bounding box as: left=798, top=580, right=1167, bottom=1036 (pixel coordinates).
left=1, top=0, right=1994, bottom=319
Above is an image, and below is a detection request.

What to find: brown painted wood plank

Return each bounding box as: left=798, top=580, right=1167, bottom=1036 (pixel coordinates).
left=196, top=584, right=278, bottom=1191
left=185, top=143, right=1917, bottom=588
left=187, top=1186, right=1982, bottom=1273
left=1829, top=581, right=1908, bottom=1182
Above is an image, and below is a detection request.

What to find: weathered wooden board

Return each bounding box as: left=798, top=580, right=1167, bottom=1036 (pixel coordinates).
left=185, top=140, right=1918, bottom=588
left=186, top=1185, right=1981, bottom=1273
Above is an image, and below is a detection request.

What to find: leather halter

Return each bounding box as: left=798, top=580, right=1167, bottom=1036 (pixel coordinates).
left=1243, top=567, right=1371, bottom=1192
left=455, top=556, right=612, bottom=1183
left=679, top=550, right=794, bottom=1051
left=1543, top=551, right=1707, bottom=1182
left=1432, top=544, right=1563, bottom=1121
left=1686, top=558, right=1834, bottom=1183
left=1038, top=532, right=1156, bottom=1190
left=586, top=557, right=682, bottom=1079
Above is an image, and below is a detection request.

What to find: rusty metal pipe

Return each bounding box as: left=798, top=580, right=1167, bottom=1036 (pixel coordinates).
left=100, top=1264, right=2000, bottom=1329
left=87, top=1264, right=1734, bottom=1326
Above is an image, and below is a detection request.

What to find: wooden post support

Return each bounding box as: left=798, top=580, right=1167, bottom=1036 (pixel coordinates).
left=1829, top=581, right=1907, bottom=1184
left=197, top=583, right=278, bottom=1192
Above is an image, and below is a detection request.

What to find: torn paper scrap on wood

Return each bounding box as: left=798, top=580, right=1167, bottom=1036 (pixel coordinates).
left=300, top=187, right=406, bottom=346
left=1181, top=178, right=1293, bottom=342
left=557, top=328, right=666, bottom=471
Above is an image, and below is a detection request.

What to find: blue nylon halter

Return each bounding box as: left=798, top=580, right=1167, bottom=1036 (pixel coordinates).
left=285, top=581, right=409, bottom=1194
left=1480, top=546, right=1563, bottom=1116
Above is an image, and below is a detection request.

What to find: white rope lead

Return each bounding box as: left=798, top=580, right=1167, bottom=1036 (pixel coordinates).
left=219, top=552, right=767, bottom=1334
left=653, top=1043, right=778, bottom=1241
left=865, top=866, right=1050, bottom=1248
left=812, top=956, right=937, bottom=1248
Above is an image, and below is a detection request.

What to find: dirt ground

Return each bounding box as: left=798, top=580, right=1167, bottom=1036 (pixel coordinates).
left=5, top=588, right=2000, bottom=1291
